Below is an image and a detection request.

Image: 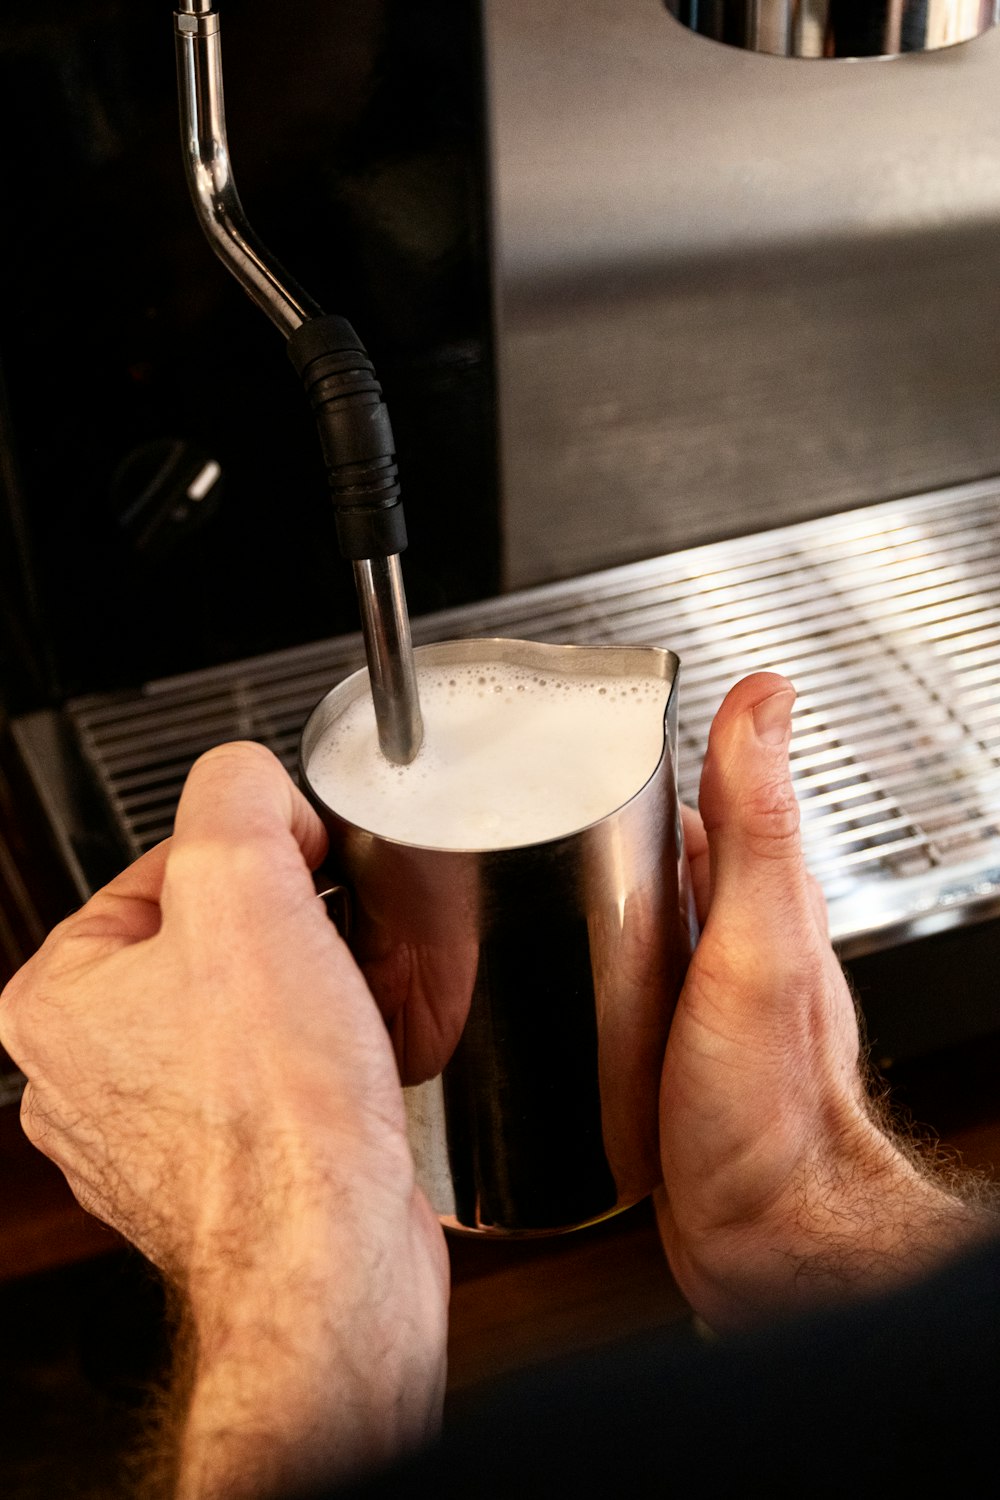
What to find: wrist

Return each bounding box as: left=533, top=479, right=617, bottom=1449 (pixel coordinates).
left=666, top=1112, right=995, bottom=1330
left=170, top=1144, right=448, bottom=1498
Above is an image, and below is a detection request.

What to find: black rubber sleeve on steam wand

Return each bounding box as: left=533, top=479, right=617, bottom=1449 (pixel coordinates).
left=287, top=315, right=408, bottom=560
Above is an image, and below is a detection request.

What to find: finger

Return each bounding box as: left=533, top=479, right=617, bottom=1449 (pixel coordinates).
left=680, top=804, right=710, bottom=926
left=166, top=740, right=328, bottom=903
left=697, top=673, right=817, bottom=955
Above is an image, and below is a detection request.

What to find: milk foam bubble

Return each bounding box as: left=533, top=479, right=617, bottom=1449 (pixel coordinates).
left=306, top=660, right=669, bottom=850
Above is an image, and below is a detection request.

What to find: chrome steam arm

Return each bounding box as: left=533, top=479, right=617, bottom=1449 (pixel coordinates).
left=173, top=0, right=423, bottom=764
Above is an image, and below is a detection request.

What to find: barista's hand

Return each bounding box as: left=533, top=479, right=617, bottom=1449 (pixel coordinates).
left=0, top=743, right=448, bottom=1499
left=657, top=673, right=995, bottom=1329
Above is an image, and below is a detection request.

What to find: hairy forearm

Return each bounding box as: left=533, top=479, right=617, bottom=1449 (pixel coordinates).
left=781, top=1131, right=995, bottom=1288
left=670, top=1112, right=1000, bottom=1331
left=176, top=1294, right=422, bottom=1500
left=141, top=1179, right=447, bottom=1500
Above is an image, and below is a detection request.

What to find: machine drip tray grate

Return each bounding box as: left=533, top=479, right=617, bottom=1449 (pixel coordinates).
left=57, top=479, right=1000, bottom=959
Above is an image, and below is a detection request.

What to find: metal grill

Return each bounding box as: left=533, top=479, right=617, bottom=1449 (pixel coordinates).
left=67, top=479, right=1000, bottom=959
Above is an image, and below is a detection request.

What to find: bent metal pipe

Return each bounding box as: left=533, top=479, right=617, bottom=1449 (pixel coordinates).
left=172, top=0, right=423, bottom=763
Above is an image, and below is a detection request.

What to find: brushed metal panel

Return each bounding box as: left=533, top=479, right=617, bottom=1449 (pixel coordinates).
left=483, top=1, right=1000, bottom=585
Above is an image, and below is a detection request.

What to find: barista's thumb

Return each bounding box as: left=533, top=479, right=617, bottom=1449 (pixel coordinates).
left=697, top=673, right=823, bottom=955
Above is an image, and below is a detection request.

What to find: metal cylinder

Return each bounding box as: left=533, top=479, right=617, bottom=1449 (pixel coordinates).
left=300, top=638, right=697, bottom=1235
left=664, top=0, right=1000, bottom=57
left=352, top=557, right=424, bottom=764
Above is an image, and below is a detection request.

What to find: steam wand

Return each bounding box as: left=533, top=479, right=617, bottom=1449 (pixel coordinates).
left=173, top=0, right=423, bottom=763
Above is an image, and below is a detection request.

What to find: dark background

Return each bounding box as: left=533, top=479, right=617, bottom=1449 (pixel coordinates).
left=0, top=0, right=499, bottom=715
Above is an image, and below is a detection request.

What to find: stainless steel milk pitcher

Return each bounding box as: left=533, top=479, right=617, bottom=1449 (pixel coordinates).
left=299, top=638, right=696, bottom=1236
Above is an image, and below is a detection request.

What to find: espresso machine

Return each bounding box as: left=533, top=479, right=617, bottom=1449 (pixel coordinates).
left=5, top=0, right=1000, bottom=1120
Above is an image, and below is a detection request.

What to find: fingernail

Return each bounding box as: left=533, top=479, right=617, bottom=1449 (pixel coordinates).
left=752, top=689, right=796, bottom=747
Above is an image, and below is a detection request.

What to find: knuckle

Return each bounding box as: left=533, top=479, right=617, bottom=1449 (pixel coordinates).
left=168, top=833, right=273, bottom=891
left=0, top=970, right=24, bottom=1047
left=19, top=1084, right=49, bottom=1148
left=191, top=740, right=279, bottom=780
left=738, top=776, right=802, bottom=858
left=0, top=956, right=50, bottom=1061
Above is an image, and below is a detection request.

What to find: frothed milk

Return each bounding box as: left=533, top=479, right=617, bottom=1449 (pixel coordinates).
left=306, top=660, right=669, bottom=849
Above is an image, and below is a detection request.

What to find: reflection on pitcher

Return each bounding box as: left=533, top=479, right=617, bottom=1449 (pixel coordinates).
left=300, top=637, right=696, bottom=1236
left=357, top=930, right=480, bottom=1089
left=590, top=839, right=695, bottom=1209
